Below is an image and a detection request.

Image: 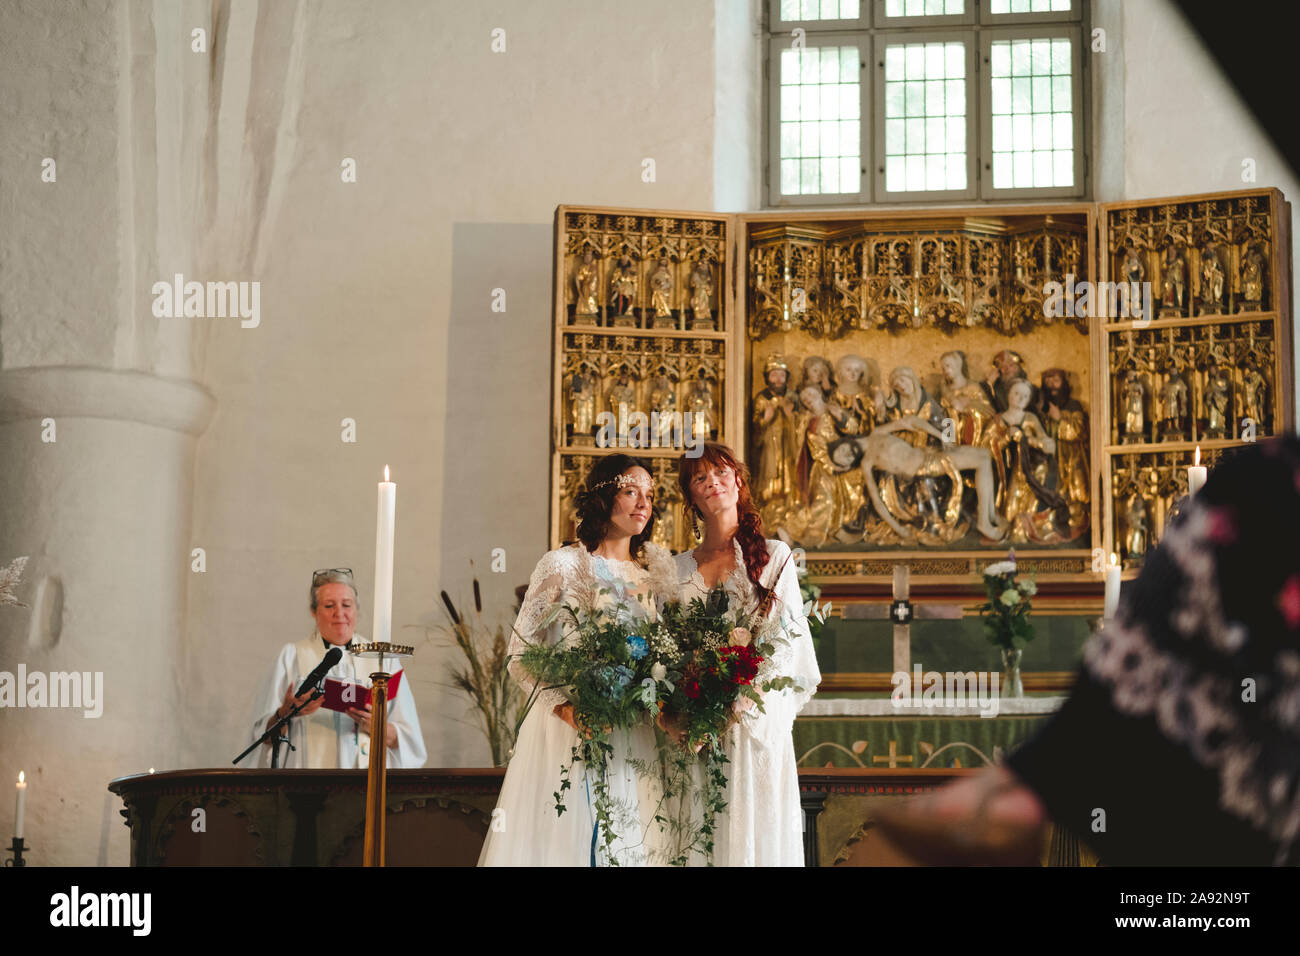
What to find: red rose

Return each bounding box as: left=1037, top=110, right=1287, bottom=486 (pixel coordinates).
left=683, top=679, right=700, bottom=699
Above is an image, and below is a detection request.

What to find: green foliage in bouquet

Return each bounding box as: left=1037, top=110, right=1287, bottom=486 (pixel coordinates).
left=515, top=591, right=670, bottom=864
left=976, top=556, right=1038, bottom=651
left=654, top=584, right=802, bottom=864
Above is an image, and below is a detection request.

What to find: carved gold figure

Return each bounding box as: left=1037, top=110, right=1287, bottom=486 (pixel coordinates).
left=569, top=369, right=596, bottom=446
left=1039, top=368, right=1090, bottom=540
left=801, top=355, right=834, bottom=406
left=689, top=259, right=715, bottom=329
left=752, top=355, right=799, bottom=530
left=940, top=350, right=996, bottom=447
left=650, top=257, right=675, bottom=323
left=1124, top=494, right=1149, bottom=564
left=1122, top=371, right=1146, bottom=443
left=687, top=369, right=715, bottom=443
left=1240, top=245, right=1266, bottom=310
left=1205, top=366, right=1231, bottom=438
left=994, top=379, right=1067, bottom=544
left=828, top=354, right=879, bottom=436
left=1199, top=242, right=1225, bottom=314
left=1161, top=243, right=1187, bottom=316
left=1241, top=363, right=1268, bottom=430
left=609, top=255, right=638, bottom=319
left=574, top=248, right=600, bottom=318
left=784, top=385, right=860, bottom=547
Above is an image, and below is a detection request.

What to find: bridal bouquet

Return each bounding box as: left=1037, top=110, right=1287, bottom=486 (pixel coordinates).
left=654, top=585, right=802, bottom=863
left=515, top=593, right=674, bottom=862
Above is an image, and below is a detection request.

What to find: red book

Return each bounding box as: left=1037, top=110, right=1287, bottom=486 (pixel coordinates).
left=321, top=670, right=403, bottom=713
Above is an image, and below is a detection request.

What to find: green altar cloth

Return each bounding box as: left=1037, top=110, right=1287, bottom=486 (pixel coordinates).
left=794, top=698, right=1059, bottom=768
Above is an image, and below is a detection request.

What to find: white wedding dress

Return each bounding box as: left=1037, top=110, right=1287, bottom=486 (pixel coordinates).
left=673, top=538, right=821, bottom=866
left=478, top=542, right=677, bottom=866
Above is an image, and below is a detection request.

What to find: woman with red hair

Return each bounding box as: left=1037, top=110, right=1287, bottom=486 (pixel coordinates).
left=674, top=442, right=821, bottom=865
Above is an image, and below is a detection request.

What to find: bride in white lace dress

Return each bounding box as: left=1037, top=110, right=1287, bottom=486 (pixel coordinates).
left=479, top=456, right=678, bottom=866
left=673, top=442, right=821, bottom=866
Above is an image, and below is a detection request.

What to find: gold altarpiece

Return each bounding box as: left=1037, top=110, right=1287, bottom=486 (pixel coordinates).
left=550, top=190, right=1293, bottom=595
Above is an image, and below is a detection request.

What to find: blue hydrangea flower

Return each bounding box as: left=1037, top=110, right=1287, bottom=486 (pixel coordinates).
left=625, top=635, right=649, bottom=660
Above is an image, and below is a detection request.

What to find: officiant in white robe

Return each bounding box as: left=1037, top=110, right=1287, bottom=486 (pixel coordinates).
left=246, top=569, right=426, bottom=769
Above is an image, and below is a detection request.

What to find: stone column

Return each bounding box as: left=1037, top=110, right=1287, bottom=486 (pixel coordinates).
left=0, top=367, right=214, bottom=865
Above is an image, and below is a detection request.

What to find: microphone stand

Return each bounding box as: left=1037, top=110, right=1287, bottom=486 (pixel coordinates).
left=233, top=686, right=325, bottom=766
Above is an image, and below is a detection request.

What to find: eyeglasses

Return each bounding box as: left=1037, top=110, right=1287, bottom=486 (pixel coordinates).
left=312, top=567, right=353, bottom=586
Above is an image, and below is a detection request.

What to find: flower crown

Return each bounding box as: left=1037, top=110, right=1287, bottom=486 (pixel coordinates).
left=590, top=473, right=653, bottom=493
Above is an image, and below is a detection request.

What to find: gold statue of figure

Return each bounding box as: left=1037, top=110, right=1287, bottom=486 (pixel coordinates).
left=752, top=355, right=799, bottom=530
left=608, top=255, right=638, bottom=323
left=1123, top=494, right=1149, bottom=564
left=1205, top=366, right=1232, bottom=438
left=568, top=367, right=597, bottom=446
left=650, top=256, right=675, bottom=328
left=783, top=384, right=861, bottom=547
left=993, top=379, right=1068, bottom=544
left=800, top=355, right=835, bottom=406
left=688, top=259, right=715, bottom=330
left=827, top=354, right=880, bottom=436
left=876, top=367, right=962, bottom=540
left=981, top=349, right=1027, bottom=414
left=687, top=368, right=716, bottom=443
left=607, top=365, right=638, bottom=443
left=1161, top=242, right=1188, bottom=316
left=1240, top=244, right=1266, bottom=311
left=573, top=248, right=600, bottom=319
left=1121, top=243, right=1147, bottom=320
left=1121, top=370, right=1146, bottom=443
left=1241, top=361, right=1269, bottom=431
left=1038, top=367, right=1090, bottom=540
left=648, top=367, right=678, bottom=445
left=939, top=350, right=996, bottom=446
left=1199, top=241, right=1225, bottom=315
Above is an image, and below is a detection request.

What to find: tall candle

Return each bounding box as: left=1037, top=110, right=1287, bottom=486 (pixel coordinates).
left=1103, top=554, right=1121, bottom=621
left=15, top=771, right=26, bottom=841
left=374, top=466, right=396, bottom=645
left=1188, top=446, right=1207, bottom=497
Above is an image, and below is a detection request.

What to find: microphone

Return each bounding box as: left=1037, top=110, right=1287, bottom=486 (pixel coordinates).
left=295, top=647, right=342, bottom=697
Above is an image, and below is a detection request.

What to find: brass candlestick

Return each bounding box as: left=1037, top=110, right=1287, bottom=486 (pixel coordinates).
left=350, top=640, right=413, bottom=868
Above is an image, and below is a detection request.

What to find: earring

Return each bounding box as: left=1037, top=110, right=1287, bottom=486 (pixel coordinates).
left=686, top=505, right=703, bottom=543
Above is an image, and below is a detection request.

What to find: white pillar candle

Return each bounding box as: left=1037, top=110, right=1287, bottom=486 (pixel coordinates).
left=374, top=466, right=396, bottom=645
left=14, top=771, right=26, bottom=841
left=1103, top=554, right=1121, bottom=621
left=1188, top=446, right=1207, bottom=497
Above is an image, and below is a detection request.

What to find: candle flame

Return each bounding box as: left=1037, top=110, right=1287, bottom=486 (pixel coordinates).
left=1194, top=446, right=1201, bottom=467
left=17, top=771, right=24, bottom=784
left=384, top=465, right=390, bottom=482
left=1109, top=553, right=1118, bottom=566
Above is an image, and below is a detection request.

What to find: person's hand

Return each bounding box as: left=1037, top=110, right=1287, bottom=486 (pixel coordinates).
left=1047, top=402, right=1061, bottom=422
left=278, top=685, right=324, bottom=720
left=553, top=702, right=597, bottom=739
left=348, top=704, right=400, bottom=749
left=655, top=708, right=690, bottom=747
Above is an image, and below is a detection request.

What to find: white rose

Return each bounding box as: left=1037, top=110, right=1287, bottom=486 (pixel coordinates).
left=651, top=662, right=667, bottom=681
left=729, top=627, right=752, bottom=647
left=983, top=560, right=1016, bottom=577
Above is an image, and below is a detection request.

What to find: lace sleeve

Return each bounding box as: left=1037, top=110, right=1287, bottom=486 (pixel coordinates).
left=507, top=548, right=582, bottom=711
left=744, top=540, right=823, bottom=749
